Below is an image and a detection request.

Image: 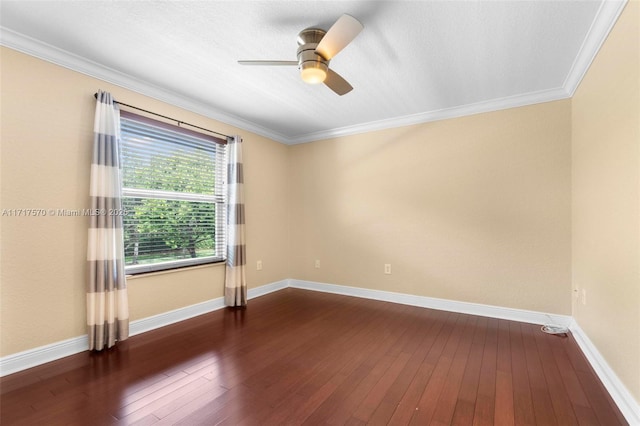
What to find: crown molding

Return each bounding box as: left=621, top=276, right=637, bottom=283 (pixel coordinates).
left=0, top=0, right=627, bottom=145
left=563, top=0, right=628, bottom=97
left=0, top=27, right=292, bottom=145
left=289, top=0, right=627, bottom=145
left=289, top=87, right=571, bottom=144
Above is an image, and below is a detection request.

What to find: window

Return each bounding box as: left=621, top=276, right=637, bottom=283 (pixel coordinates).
left=120, top=111, right=227, bottom=274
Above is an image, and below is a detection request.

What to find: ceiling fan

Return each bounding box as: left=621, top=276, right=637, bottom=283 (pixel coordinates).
left=238, top=14, right=364, bottom=95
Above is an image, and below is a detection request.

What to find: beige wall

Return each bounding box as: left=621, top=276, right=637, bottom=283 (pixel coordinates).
left=572, top=1, right=640, bottom=403
left=289, top=100, right=572, bottom=314
left=1, top=4, right=638, bottom=410
left=0, top=47, right=290, bottom=356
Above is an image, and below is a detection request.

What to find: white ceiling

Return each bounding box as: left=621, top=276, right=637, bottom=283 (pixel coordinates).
left=0, top=1, right=627, bottom=144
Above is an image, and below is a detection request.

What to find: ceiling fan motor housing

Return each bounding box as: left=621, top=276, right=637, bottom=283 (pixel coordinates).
left=296, top=28, right=329, bottom=83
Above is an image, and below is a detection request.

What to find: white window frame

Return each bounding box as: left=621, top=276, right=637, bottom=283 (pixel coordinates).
left=120, top=111, right=227, bottom=274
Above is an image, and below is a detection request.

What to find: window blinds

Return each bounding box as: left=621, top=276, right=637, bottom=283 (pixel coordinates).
left=120, top=115, right=227, bottom=274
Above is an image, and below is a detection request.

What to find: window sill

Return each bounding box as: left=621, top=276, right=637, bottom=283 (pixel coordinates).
left=125, top=260, right=225, bottom=280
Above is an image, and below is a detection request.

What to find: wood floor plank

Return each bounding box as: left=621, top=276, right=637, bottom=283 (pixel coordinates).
left=350, top=351, right=412, bottom=422
left=409, top=313, right=470, bottom=425
left=509, top=321, right=537, bottom=426
left=117, top=377, right=214, bottom=424
left=429, top=315, right=478, bottom=425
left=449, top=316, right=488, bottom=425
left=521, top=323, right=558, bottom=425
left=493, top=319, right=515, bottom=426
left=532, top=327, right=579, bottom=425
left=387, top=312, right=465, bottom=425
left=0, top=288, right=627, bottom=426
left=550, top=340, right=590, bottom=405
left=472, top=317, right=499, bottom=426
left=575, top=369, right=627, bottom=426
left=340, top=307, right=427, bottom=424
left=366, top=309, right=446, bottom=424
left=303, top=304, right=416, bottom=424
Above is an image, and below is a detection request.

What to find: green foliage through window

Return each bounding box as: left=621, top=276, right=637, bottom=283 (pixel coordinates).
left=120, top=114, right=226, bottom=273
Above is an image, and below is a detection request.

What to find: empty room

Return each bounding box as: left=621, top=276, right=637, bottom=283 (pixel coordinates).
left=0, top=1, right=638, bottom=425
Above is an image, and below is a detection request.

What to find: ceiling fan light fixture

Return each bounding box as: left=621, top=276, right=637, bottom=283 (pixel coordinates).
left=300, top=63, right=327, bottom=84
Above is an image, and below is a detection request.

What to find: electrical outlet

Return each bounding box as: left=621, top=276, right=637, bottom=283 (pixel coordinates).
left=257, top=260, right=263, bottom=271
left=315, top=260, right=320, bottom=269
left=384, top=264, right=392, bottom=274
left=581, top=289, right=587, bottom=305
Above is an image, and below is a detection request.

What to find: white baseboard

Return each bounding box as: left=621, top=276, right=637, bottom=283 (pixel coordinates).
left=247, top=279, right=289, bottom=299
left=570, top=321, right=640, bottom=425
left=130, top=279, right=288, bottom=337
left=289, top=279, right=573, bottom=327
left=2, top=278, right=637, bottom=426
left=0, top=335, right=89, bottom=377
left=0, top=280, right=288, bottom=377
left=129, top=297, right=226, bottom=337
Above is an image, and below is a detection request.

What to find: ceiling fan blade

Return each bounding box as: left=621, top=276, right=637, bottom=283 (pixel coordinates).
left=315, top=14, right=363, bottom=60
left=238, top=60, right=298, bottom=66
left=324, top=68, right=353, bottom=95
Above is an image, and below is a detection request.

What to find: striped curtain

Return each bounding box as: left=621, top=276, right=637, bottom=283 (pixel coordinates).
left=224, top=136, right=247, bottom=307
left=87, top=91, right=129, bottom=350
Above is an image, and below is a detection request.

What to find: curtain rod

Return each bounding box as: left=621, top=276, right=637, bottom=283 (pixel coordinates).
left=93, top=93, right=232, bottom=139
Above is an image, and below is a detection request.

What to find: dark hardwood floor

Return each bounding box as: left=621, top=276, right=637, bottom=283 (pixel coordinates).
left=0, top=288, right=626, bottom=425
